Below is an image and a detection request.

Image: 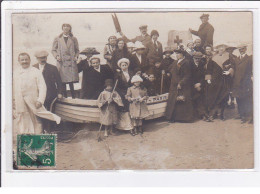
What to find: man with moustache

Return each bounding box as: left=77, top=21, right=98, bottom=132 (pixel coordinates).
left=33, top=51, right=63, bottom=133
left=13, top=53, right=61, bottom=134
left=119, top=24, right=152, bottom=47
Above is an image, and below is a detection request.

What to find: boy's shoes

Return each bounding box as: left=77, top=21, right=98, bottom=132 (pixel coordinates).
left=130, top=129, right=135, bottom=136
left=134, top=127, right=138, bottom=135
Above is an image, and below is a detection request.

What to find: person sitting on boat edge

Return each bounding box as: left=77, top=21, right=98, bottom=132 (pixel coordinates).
left=97, top=79, right=124, bottom=137
left=80, top=57, right=114, bottom=99
left=126, top=75, right=150, bottom=136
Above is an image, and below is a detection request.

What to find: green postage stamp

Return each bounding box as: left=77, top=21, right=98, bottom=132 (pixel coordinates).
left=17, top=134, right=56, bottom=167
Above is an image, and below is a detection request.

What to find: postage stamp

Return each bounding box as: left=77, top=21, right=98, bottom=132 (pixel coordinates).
left=17, top=134, right=56, bottom=167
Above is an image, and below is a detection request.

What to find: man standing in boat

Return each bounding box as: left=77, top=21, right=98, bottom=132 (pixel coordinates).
left=119, top=24, right=152, bottom=47
left=189, top=14, right=214, bottom=48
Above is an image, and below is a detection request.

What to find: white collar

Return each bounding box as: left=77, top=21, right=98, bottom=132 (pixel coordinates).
left=63, top=34, right=69, bottom=38
left=94, top=65, right=101, bottom=72
left=178, top=57, right=185, bottom=63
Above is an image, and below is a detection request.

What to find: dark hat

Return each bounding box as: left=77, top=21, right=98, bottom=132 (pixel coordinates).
left=105, top=79, right=114, bottom=87
left=200, top=14, right=209, bottom=19
left=193, top=52, right=204, bottom=59
left=163, top=47, right=174, bottom=55
left=80, top=47, right=100, bottom=55
left=174, top=48, right=186, bottom=55
left=139, top=25, right=148, bottom=29
left=151, top=30, right=159, bottom=37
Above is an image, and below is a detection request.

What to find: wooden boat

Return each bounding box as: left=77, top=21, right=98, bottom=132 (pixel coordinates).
left=53, top=93, right=169, bottom=123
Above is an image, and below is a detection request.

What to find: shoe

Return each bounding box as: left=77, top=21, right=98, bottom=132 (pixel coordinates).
left=220, top=115, right=225, bottom=121
left=139, top=127, right=143, bottom=134
left=130, top=129, right=135, bottom=136
left=134, top=127, right=138, bottom=135
left=241, top=117, right=247, bottom=124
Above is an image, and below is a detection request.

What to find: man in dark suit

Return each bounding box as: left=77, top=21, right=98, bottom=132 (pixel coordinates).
left=80, top=57, right=114, bottom=99
left=131, top=41, right=149, bottom=73
left=33, top=51, right=63, bottom=133
left=146, top=30, right=163, bottom=66
left=231, top=44, right=253, bottom=123
left=189, top=14, right=214, bottom=48
left=190, top=52, right=207, bottom=120
left=33, top=51, right=63, bottom=110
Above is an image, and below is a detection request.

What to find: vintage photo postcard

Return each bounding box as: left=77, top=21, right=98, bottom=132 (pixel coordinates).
left=9, top=10, right=254, bottom=170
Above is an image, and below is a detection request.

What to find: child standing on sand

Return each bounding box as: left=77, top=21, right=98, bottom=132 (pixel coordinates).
left=97, top=79, right=123, bottom=137
left=126, top=75, right=150, bottom=136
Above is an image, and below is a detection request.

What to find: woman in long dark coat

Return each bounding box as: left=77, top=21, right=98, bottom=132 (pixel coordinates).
left=203, top=45, right=224, bottom=121
left=111, top=38, right=135, bottom=73
left=165, top=50, right=194, bottom=122
left=211, top=44, right=234, bottom=120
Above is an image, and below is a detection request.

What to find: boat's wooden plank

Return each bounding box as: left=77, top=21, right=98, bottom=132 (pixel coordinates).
left=58, top=98, right=98, bottom=106
left=55, top=109, right=100, bottom=122
left=55, top=106, right=100, bottom=118
left=55, top=103, right=100, bottom=113
left=148, top=102, right=167, bottom=110
left=145, top=113, right=165, bottom=120
left=56, top=114, right=86, bottom=123
left=148, top=107, right=166, bottom=115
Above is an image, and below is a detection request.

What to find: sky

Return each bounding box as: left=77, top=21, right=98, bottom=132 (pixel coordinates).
left=12, top=11, right=253, bottom=66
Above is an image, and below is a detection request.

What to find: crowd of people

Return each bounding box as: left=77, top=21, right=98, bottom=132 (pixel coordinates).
left=13, top=13, right=253, bottom=137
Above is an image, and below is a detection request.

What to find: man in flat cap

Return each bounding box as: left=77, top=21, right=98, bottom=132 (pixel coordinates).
left=104, top=35, right=117, bottom=69
left=231, top=44, right=253, bottom=123
left=146, top=30, right=163, bottom=66
left=119, top=24, right=152, bottom=47
left=33, top=50, right=63, bottom=132
left=189, top=13, right=214, bottom=48
left=13, top=53, right=61, bottom=134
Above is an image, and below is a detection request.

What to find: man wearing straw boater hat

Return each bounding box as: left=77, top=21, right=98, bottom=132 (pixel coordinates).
left=189, top=13, right=214, bottom=48
left=231, top=44, right=253, bottom=123
left=131, top=41, right=149, bottom=73
left=120, top=24, right=152, bottom=47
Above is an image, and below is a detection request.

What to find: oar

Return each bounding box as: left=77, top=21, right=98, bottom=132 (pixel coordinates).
left=97, top=79, right=118, bottom=142
left=160, top=72, right=164, bottom=94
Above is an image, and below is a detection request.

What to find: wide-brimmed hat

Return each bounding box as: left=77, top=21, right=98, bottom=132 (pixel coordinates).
left=131, top=75, right=143, bottom=83
left=193, top=52, right=204, bottom=59
left=237, top=43, right=248, bottom=49
left=163, top=47, right=174, bottom=55
left=134, top=41, right=146, bottom=51
left=80, top=48, right=100, bottom=55
left=117, top=58, right=130, bottom=67
left=151, top=30, right=159, bottom=37
left=127, top=42, right=135, bottom=48
left=139, top=25, right=148, bottom=29
left=34, top=50, right=49, bottom=58
left=105, top=79, right=114, bottom=87
left=200, top=13, right=209, bottom=19
left=174, top=48, right=186, bottom=55
left=214, top=43, right=229, bottom=50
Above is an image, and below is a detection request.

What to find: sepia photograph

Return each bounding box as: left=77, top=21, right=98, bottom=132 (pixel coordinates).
left=11, top=11, right=254, bottom=170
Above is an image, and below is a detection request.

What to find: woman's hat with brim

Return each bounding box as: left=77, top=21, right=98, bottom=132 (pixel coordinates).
left=226, top=46, right=237, bottom=53
left=35, top=50, right=49, bottom=58
left=193, top=52, right=204, bottom=59
left=127, top=42, right=136, bottom=48
left=236, top=43, right=248, bottom=49
left=117, top=58, right=130, bottom=67
left=200, top=13, right=209, bottom=19
left=133, top=41, right=146, bottom=51
left=151, top=30, right=159, bottom=37
left=131, top=75, right=143, bottom=83
left=80, top=47, right=100, bottom=55
left=214, top=43, right=229, bottom=50
left=174, top=49, right=186, bottom=55
left=163, top=47, right=174, bottom=55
